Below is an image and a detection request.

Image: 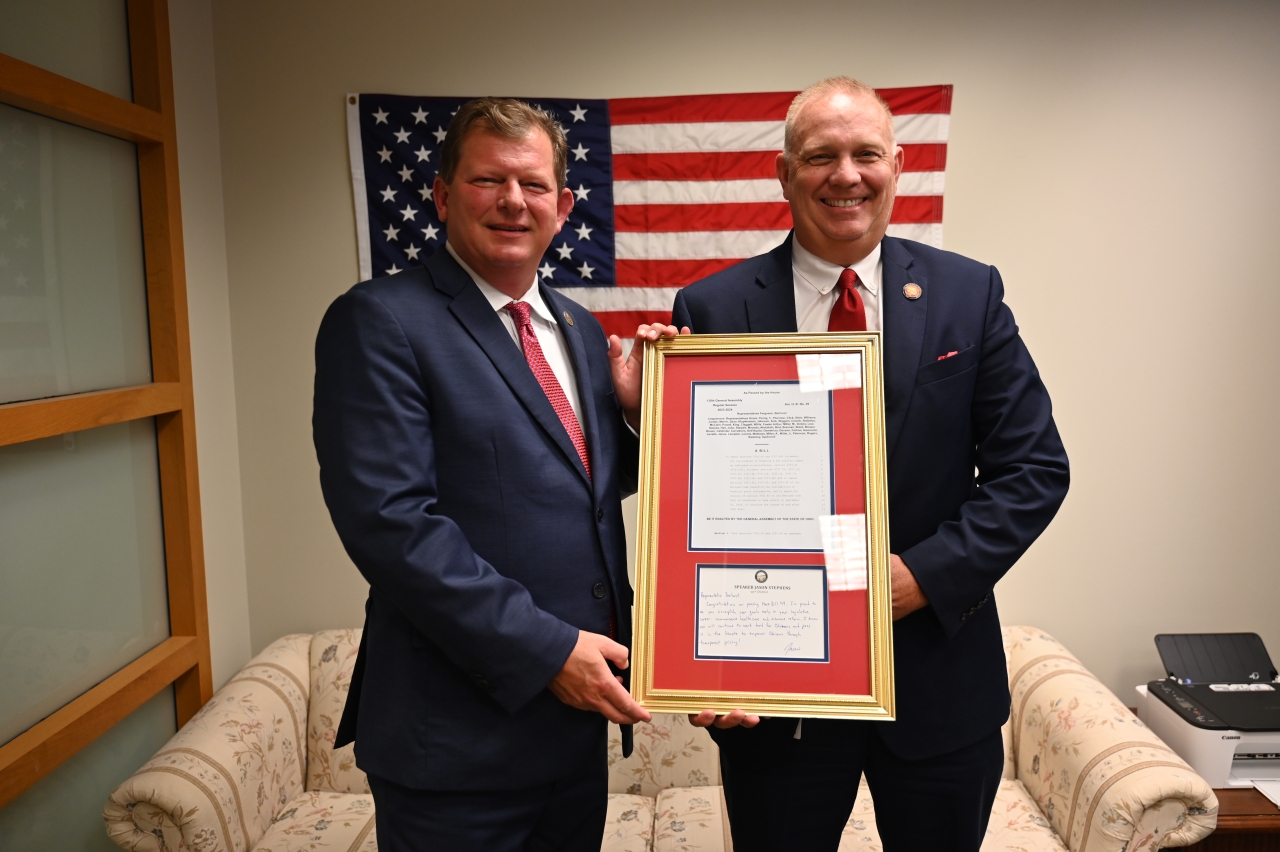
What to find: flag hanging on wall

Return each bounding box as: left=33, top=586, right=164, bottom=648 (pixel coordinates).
left=346, top=86, right=951, bottom=337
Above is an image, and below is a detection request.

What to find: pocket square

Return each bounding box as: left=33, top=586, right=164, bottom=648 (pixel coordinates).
left=937, top=350, right=959, bottom=361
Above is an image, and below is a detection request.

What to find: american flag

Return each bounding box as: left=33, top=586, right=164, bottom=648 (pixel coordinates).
left=346, top=86, right=951, bottom=338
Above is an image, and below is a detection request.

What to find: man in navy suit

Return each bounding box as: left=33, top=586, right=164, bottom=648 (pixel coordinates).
left=674, top=78, right=1070, bottom=851
left=313, top=98, right=678, bottom=851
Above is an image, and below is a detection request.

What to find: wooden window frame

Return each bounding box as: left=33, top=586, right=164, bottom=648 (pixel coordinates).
left=0, top=0, right=212, bottom=808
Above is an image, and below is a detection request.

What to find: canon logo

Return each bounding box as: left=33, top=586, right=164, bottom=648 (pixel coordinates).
left=1222, top=735, right=1242, bottom=740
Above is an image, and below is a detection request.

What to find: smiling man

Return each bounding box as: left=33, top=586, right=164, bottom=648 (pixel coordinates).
left=673, top=78, right=1070, bottom=851
left=314, top=98, right=677, bottom=851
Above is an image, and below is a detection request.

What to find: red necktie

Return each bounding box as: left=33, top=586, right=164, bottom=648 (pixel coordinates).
left=503, top=301, right=591, bottom=479
left=827, top=268, right=867, bottom=332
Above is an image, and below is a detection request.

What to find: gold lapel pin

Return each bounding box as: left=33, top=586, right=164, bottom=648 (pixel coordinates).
left=903, top=283, right=922, bottom=300
left=563, top=310, right=575, bottom=326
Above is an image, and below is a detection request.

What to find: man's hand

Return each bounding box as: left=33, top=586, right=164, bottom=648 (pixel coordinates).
left=609, top=324, right=689, bottom=429
left=890, top=553, right=929, bottom=620
left=688, top=709, right=761, bottom=729
left=549, top=630, right=652, bottom=725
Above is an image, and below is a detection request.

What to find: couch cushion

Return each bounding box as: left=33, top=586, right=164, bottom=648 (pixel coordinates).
left=609, top=714, right=719, bottom=798
left=653, top=786, right=729, bottom=852
left=983, top=779, right=1070, bottom=851
left=249, top=791, right=376, bottom=852
left=837, top=777, right=1069, bottom=851
left=602, top=793, right=656, bottom=852
left=307, top=628, right=369, bottom=794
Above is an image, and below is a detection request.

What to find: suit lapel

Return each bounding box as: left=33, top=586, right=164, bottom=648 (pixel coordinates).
left=542, top=286, right=597, bottom=489
left=432, top=252, right=590, bottom=485
left=746, top=236, right=799, bottom=333
left=879, top=238, right=927, bottom=461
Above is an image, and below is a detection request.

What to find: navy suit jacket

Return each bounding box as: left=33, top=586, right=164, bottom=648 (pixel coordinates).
left=313, top=248, right=638, bottom=791
left=672, top=235, right=1069, bottom=759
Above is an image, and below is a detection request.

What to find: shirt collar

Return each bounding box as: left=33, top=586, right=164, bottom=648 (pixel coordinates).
left=792, top=237, right=882, bottom=296
left=446, top=242, right=555, bottom=324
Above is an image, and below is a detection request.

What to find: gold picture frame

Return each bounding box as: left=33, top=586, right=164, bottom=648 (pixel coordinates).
left=631, top=333, right=894, bottom=719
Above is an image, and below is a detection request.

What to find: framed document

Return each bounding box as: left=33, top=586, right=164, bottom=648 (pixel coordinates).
left=631, top=333, right=894, bottom=719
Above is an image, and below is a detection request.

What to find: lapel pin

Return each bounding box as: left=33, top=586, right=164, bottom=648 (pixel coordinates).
left=562, top=310, right=575, bottom=326
left=903, top=283, right=922, bottom=300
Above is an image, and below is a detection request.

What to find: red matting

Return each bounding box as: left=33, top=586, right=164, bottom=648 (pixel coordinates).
left=652, top=353, right=871, bottom=696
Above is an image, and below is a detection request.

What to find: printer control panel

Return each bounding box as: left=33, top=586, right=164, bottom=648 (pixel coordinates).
left=1151, top=680, right=1227, bottom=729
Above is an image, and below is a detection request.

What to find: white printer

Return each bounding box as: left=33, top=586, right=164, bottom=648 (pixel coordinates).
left=1136, top=633, right=1280, bottom=789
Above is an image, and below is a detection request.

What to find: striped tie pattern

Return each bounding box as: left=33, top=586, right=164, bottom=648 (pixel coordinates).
left=504, top=300, right=591, bottom=478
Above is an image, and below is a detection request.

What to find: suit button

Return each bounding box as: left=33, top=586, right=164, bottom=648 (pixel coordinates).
left=597, top=507, right=604, bottom=522
left=592, top=583, right=606, bottom=599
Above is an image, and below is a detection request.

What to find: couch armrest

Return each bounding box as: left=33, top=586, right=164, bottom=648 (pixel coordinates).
left=1003, top=626, right=1217, bottom=851
left=104, top=634, right=312, bottom=852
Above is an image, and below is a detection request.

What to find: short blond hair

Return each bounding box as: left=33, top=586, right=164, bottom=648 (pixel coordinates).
left=783, top=77, right=895, bottom=163
left=439, top=97, right=569, bottom=191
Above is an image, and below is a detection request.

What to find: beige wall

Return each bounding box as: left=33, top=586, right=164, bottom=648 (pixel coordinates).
left=208, top=0, right=1280, bottom=699
left=170, top=0, right=251, bottom=689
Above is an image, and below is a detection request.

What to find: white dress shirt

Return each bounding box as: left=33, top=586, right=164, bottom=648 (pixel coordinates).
left=792, top=239, right=884, bottom=333
left=446, top=242, right=584, bottom=427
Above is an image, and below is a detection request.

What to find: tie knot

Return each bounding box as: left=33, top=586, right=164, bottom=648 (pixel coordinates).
left=837, top=268, right=858, bottom=292
left=503, top=300, right=533, bottom=327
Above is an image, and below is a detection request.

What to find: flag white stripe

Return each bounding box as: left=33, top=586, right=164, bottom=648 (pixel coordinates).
left=892, top=113, right=951, bottom=144
left=613, top=172, right=942, bottom=204
left=609, top=114, right=949, bottom=155
left=615, top=230, right=790, bottom=260
left=551, top=286, right=683, bottom=312
left=611, top=121, right=783, bottom=154
left=897, top=171, right=945, bottom=196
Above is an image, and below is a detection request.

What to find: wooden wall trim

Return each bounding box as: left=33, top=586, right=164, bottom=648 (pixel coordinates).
left=0, top=383, right=183, bottom=447
left=0, top=0, right=215, bottom=807
left=0, top=636, right=199, bottom=810
left=127, top=0, right=214, bottom=725
left=0, top=52, right=165, bottom=143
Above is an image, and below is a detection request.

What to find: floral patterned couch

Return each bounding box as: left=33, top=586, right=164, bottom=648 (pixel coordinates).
left=104, top=626, right=1217, bottom=852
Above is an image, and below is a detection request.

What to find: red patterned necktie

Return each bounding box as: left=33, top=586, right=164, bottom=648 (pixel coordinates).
left=503, top=300, right=591, bottom=479
left=827, top=268, right=867, bottom=332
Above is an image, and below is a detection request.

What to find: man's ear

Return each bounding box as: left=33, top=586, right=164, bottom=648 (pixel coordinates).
left=555, top=185, right=574, bottom=232
left=775, top=151, right=792, bottom=201
left=893, top=145, right=905, bottom=179
left=433, top=175, right=449, bottom=222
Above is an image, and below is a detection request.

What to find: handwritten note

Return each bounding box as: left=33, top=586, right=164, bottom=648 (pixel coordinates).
left=695, top=565, right=829, bottom=661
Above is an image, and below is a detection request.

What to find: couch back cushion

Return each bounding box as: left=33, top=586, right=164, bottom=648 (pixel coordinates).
left=308, top=628, right=370, bottom=793
left=608, top=714, right=721, bottom=797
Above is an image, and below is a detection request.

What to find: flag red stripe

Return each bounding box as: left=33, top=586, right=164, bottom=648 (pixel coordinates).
left=902, top=143, right=948, bottom=172
left=613, top=144, right=946, bottom=181
left=890, top=196, right=944, bottom=224
left=615, top=259, right=743, bottom=288
left=609, top=86, right=951, bottom=126
left=612, top=151, right=779, bottom=181
left=610, top=92, right=794, bottom=124
left=591, top=309, right=675, bottom=337
left=615, top=202, right=793, bottom=233
left=877, top=85, right=953, bottom=115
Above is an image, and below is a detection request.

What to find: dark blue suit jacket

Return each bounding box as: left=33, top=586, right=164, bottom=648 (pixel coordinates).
left=672, top=235, right=1069, bottom=759
left=313, top=248, right=637, bottom=791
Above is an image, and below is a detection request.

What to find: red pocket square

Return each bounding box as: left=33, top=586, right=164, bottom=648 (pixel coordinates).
left=937, top=350, right=959, bottom=361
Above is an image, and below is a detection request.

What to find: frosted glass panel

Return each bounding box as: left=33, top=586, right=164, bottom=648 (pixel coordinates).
left=0, top=687, right=175, bottom=852
left=0, top=0, right=132, bottom=101
left=0, top=419, right=169, bottom=746
left=0, top=102, right=151, bottom=405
